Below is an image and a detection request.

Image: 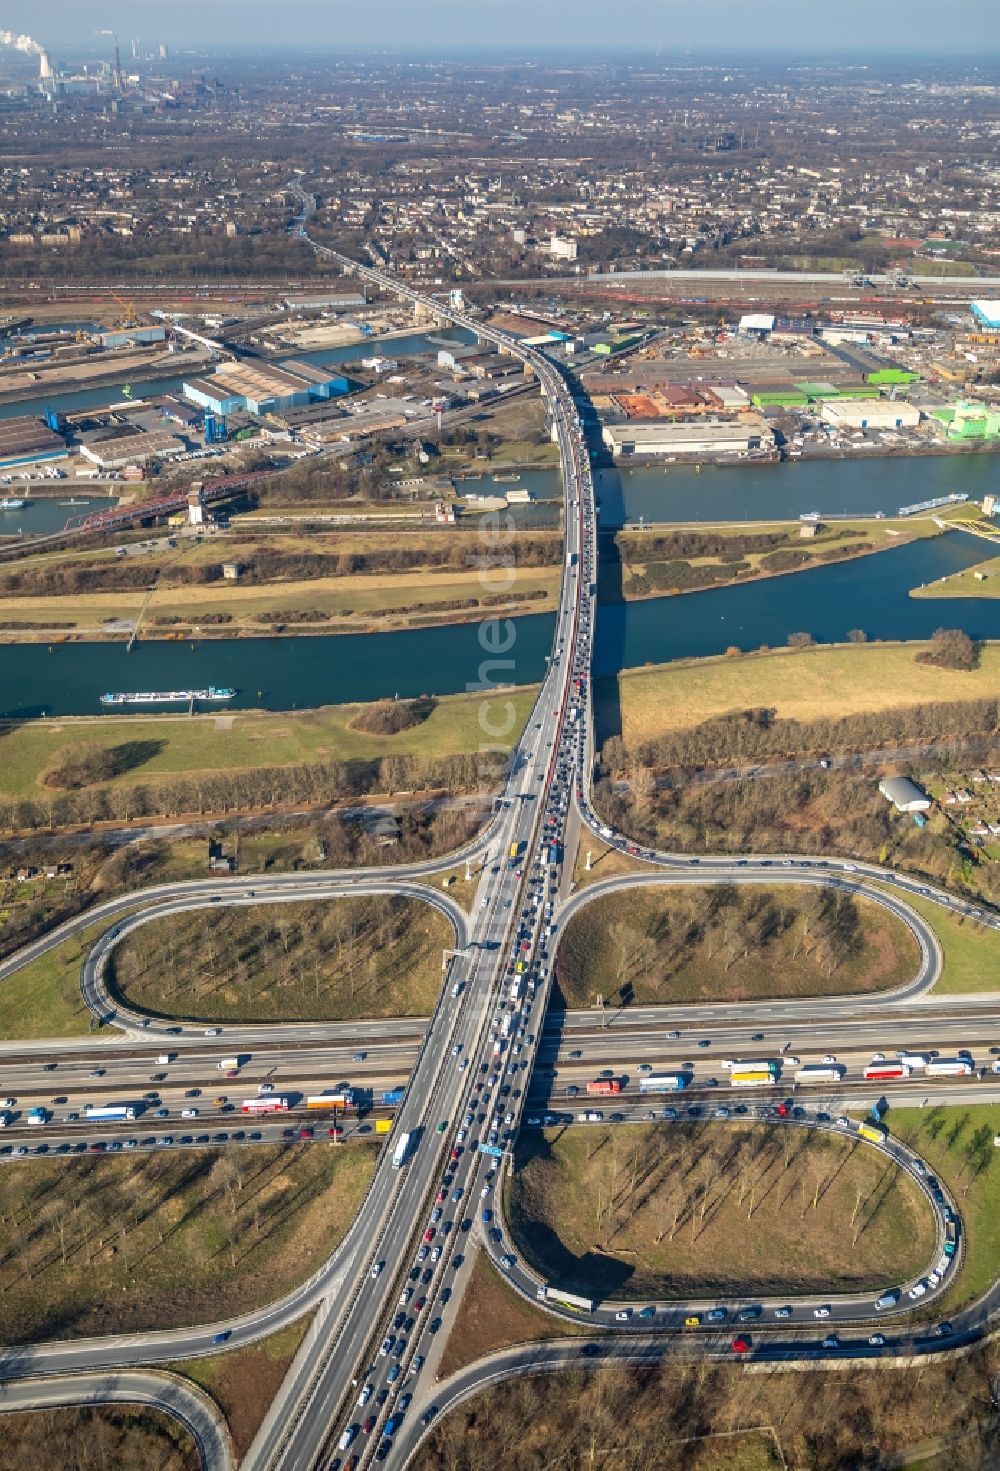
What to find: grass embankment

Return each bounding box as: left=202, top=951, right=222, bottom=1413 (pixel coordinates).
left=618, top=517, right=941, bottom=601
left=0, top=908, right=148, bottom=1039
left=0, top=1142, right=375, bottom=1344
left=872, top=887, right=1000, bottom=994
left=554, top=885, right=918, bottom=1008
left=416, top=1350, right=1000, bottom=1471
left=0, top=686, right=538, bottom=802
left=912, top=553, right=1000, bottom=600
left=507, top=1123, right=934, bottom=1303
left=0, top=1405, right=198, bottom=1471
left=606, top=642, right=1000, bottom=749
left=175, top=1317, right=310, bottom=1460
left=112, top=895, right=451, bottom=1023
left=436, top=1252, right=584, bottom=1380
left=887, top=1106, right=1000, bottom=1312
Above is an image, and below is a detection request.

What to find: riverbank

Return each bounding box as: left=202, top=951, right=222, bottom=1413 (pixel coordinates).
left=0, top=567, right=560, bottom=644
left=912, top=552, right=1000, bottom=600
left=615, top=514, right=944, bottom=603
left=0, top=345, right=213, bottom=406
left=0, top=520, right=564, bottom=644
left=601, top=640, right=1000, bottom=749
left=0, top=685, right=539, bottom=801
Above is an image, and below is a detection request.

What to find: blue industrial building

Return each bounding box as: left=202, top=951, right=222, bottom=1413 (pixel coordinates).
left=182, top=360, right=349, bottom=417
left=970, top=300, right=1000, bottom=330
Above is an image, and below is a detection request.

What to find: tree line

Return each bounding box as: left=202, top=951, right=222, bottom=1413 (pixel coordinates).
left=0, top=750, right=502, bottom=836
left=0, top=535, right=562, bottom=600
left=602, top=695, right=1000, bottom=772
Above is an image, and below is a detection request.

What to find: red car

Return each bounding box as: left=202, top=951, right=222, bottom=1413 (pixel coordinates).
left=362, top=1416, right=376, bottom=1436
left=299, top=1127, right=314, bottom=1139
left=449, top=1148, right=460, bottom=1162
left=414, top=1296, right=426, bottom=1312
left=327, top=1126, right=343, bottom=1137
left=423, top=1227, right=436, bottom=1243
left=731, top=1336, right=752, bottom=1354
left=436, top=1189, right=447, bottom=1203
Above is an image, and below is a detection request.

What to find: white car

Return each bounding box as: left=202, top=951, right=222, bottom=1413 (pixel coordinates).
left=181, top=1108, right=198, bottom=1119
left=822, top=1055, right=837, bottom=1065
left=370, top=1261, right=384, bottom=1280
left=871, top=1053, right=885, bottom=1063
left=908, top=1281, right=927, bottom=1300
left=813, top=1306, right=831, bottom=1318
left=481, top=1184, right=491, bottom=1198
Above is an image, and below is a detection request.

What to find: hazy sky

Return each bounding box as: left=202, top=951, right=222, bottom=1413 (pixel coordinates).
left=11, top=0, right=1000, bottom=55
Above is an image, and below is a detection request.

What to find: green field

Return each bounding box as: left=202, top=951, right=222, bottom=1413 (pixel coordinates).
left=507, top=1123, right=934, bottom=1302
left=609, top=642, right=1000, bottom=748
left=0, top=1142, right=375, bottom=1344
left=0, top=566, right=559, bottom=636
left=874, top=887, right=1000, bottom=994
left=886, top=1106, right=1000, bottom=1310
left=0, top=908, right=150, bottom=1039
left=911, top=553, right=1000, bottom=600
left=0, top=685, right=538, bottom=801
left=554, top=884, right=918, bottom=1008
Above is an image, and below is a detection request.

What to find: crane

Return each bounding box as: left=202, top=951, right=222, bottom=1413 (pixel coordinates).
left=108, top=290, right=139, bottom=329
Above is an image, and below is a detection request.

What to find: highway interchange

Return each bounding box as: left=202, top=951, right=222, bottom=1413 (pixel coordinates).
left=0, top=217, right=997, bottom=1467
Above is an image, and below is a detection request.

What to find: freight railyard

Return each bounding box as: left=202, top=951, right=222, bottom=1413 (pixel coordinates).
left=0, top=28, right=998, bottom=1471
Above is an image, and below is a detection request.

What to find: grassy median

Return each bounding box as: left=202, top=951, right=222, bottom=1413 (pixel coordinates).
left=875, top=889, right=1000, bottom=995
left=175, top=1317, right=311, bottom=1460
left=554, top=884, right=918, bottom=1008
left=507, top=1123, right=935, bottom=1303
left=110, top=894, right=451, bottom=1023
left=0, top=1142, right=375, bottom=1345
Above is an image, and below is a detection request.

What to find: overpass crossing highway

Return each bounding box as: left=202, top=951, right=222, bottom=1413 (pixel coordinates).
left=0, top=206, right=998, bottom=1467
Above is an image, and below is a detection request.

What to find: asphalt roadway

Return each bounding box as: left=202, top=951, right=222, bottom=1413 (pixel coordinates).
left=0, top=230, right=998, bottom=1470
left=0, top=1369, right=234, bottom=1471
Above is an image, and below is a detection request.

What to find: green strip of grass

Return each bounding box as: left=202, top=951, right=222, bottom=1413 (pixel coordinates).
left=0, top=909, right=147, bottom=1039
left=174, top=1316, right=311, bottom=1460
left=0, top=686, right=538, bottom=800
left=874, top=887, right=1000, bottom=993
left=885, top=1105, right=1000, bottom=1311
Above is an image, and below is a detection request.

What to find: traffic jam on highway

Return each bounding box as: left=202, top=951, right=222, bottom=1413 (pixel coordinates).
left=0, top=1051, right=394, bottom=1159
left=533, top=1045, right=1000, bottom=1117
left=315, top=288, right=601, bottom=1465
left=5, top=217, right=989, bottom=1469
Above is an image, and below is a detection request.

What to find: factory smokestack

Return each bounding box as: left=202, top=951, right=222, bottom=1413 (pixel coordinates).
left=39, top=51, right=52, bottom=80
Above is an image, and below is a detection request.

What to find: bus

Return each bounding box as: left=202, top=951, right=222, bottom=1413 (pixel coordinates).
left=241, top=1096, right=290, bottom=1114
left=863, top=1062, right=911, bottom=1081
left=730, top=1064, right=780, bottom=1088
left=858, top=1123, right=886, bottom=1144
left=586, top=1079, right=621, bottom=1095
left=639, top=1074, right=688, bottom=1093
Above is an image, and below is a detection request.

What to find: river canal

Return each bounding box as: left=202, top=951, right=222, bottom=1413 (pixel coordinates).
left=1, top=528, right=997, bottom=718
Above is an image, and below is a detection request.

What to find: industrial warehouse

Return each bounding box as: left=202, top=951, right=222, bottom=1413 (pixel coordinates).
left=182, top=360, right=350, bottom=417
